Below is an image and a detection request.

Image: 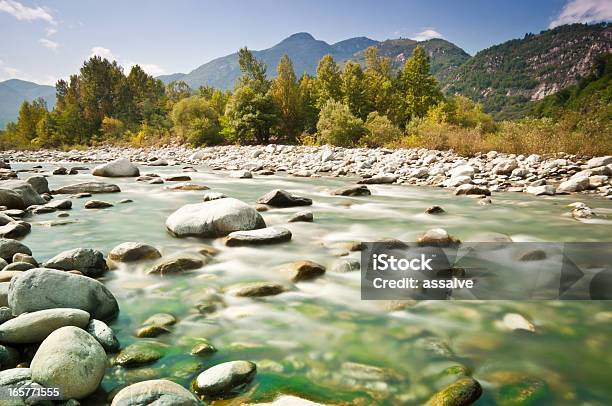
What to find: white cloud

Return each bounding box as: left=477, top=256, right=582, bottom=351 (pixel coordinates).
left=550, top=0, right=612, bottom=28
left=127, top=62, right=165, bottom=76
left=90, top=46, right=116, bottom=60
left=411, top=28, right=445, bottom=42
left=0, top=0, right=55, bottom=24
left=3, top=66, right=19, bottom=76
left=39, top=38, right=58, bottom=50
left=46, top=27, right=57, bottom=36
left=89, top=47, right=165, bottom=77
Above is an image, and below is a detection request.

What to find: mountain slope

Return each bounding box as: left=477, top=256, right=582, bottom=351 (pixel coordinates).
left=159, top=33, right=378, bottom=89
left=0, top=79, right=56, bottom=129
left=348, top=37, right=471, bottom=80
left=442, top=23, right=612, bottom=119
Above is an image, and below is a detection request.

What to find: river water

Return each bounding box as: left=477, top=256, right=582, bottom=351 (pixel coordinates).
left=12, top=162, right=612, bottom=405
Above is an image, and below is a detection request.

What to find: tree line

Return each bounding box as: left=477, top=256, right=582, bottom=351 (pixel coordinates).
left=1, top=45, right=609, bottom=156
left=0, top=46, right=450, bottom=148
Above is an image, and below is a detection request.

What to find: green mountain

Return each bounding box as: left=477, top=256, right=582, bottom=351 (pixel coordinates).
left=158, top=33, right=378, bottom=89
left=348, top=37, right=471, bottom=79
left=442, top=23, right=612, bottom=119
left=0, top=79, right=56, bottom=129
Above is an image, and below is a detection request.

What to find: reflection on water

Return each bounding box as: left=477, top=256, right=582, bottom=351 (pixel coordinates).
left=14, top=162, right=612, bottom=405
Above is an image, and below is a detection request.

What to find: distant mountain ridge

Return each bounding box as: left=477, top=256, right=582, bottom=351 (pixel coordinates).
left=0, top=79, right=56, bottom=129
left=158, top=32, right=380, bottom=89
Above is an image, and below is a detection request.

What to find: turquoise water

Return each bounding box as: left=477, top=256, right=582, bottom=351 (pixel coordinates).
left=13, top=162, right=612, bottom=405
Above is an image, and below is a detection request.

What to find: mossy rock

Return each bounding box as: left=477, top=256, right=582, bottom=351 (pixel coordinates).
left=488, top=372, right=548, bottom=405
left=426, top=378, right=483, bottom=406
left=114, top=342, right=164, bottom=367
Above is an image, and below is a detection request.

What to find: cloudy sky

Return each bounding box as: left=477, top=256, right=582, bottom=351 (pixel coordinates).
left=0, top=0, right=610, bottom=85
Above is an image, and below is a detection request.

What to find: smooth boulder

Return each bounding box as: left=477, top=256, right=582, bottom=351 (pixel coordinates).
left=193, top=360, right=257, bottom=399
left=0, top=239, right=31, bottom=262
left=53, top=182, right=121, bottom=194
left=108, top=242, right=161, bottom=262
left=111, top=379, right=199, bottom=406
left=92, top=158, right=139, bottom=177
left=30, top=326, right=107, bottom=400
left=166, top=198, right=266, bottom=237
left=86, top=319, right=120, bottom=353
left=42, top=248, right=108, bottom=277
left=0, top=181, right=45, bottom=207
left=256, top=189, right=312, bottom=207
left=225, top=227, right=292, bottom=246
left=331, top=185, right=371, bottom=196
left=8, top=268, right=119, bottom=320
left=0, top=308, right=90, bottom=344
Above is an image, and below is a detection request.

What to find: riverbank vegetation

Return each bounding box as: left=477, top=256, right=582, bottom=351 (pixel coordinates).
left=1, top=47, right=610, bottom=155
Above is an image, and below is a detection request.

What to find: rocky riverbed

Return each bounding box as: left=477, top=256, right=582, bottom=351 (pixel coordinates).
left=2, top=145, right=612, bottom=200
left=0, top=151, right=610, bottom=405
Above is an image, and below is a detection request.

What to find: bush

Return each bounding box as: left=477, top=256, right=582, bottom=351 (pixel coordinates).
left=316, top=100, right=365, bottom=146
left=100, top=116, right=125, bottom=139
left=361, top=112, right=402, bottom=147
left=170, top=96, right=223, bottom=146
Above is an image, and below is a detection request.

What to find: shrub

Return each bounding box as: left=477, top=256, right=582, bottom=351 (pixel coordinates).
left=361, top=112, right=402, bottom=147
left=170, top=96, right=223, bottom=146
left=316, top=100, right=365, bottom=146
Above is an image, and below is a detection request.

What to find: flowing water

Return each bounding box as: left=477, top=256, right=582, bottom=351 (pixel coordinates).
left=12, top=162, right=612, bottom=405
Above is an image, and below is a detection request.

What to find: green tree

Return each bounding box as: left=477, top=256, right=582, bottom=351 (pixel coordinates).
left=315, top=55, right=341, bottom=109
left=340, top=61, right=368, bottom=120
left=298, top=73, right=319, bottom=134
left=316, top=100, right=365, bottom=146
left=165, top=81, right=192, bottom=104
left=398, top=46, right=443, bottom=123
left=237, top=47, right=270, bottom=93
left=225, top=86, right=277, bottom=144
left=363, top=47, right=397, bottom=123
left=170, top=96, right=222, bottom=145
left=270, top=54, right=302, bottom=142
left=361, top=112, right=402, bottom=147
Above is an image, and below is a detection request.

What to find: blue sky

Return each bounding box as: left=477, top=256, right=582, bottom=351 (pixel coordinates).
left=0, top=0, right=610, bottom=84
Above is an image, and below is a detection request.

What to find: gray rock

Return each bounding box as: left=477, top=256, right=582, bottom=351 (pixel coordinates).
left=203, top=192, right=227, bottom=201
left=108, top=242, right=161, bottom=262
left=279, top=261, right=326, bottom=282
left=0, top=282, right=8, bottom=307
left=53, top=182, right=121, bottom=194
left=492, top=159, right=518, bottom=175
left=0, top=239, right=31, bottom=262
left=0, top=188, right=26, bottom=210
left=43, top=248, right=108, bottom=277
left=357, top=174, right=398, bottom=184
left=0, top=221, right=30, bottom=239
left=25, top=176, right=50, bottom=194
left=147, top=257, right=204, bottom=275
left=331, top=259, right=360, bottom=273
left=193, top=360, right=257, bottom=398
left=225, top=227, right=292, bottom=246
left=443, top=175, right=472, bottom=187
left=3, top=261, right=35, bottom=272
left=142, top=313, right=177, bottom=327
left=228, top=282, right=287, bottom=297
left=331, top=185, right=371, bottom=196
left=557, top=176, right=590, bottom=193
left=166, top=198, right=266, bottom=238
left=0, top=347, right=20, bottom=370
left=449, top=165, right=475, bottom=178
left=0, top=181, right=45, bottom=207
left=288, top=211, right=313, bottom=223
left=46, top=199, right=72, bottom=210
left=84, top=200, right=113, bottom=209
left=526, top=185, right=555, bottom=196
left=0, top=308, right=90, bottom=344
left=12, top=253, right=37, bottom=266
left=111, top=379, right=199, bottom=406
left=454, top=184, right=491, bottom=196
left=92, top=158, right=139, bottom=177
left=113, top=342, right=163, bottom=366
left=86, top=319, right=120, bottom=353
left=251, top=395, right=325, bottom=405
left=586, top=156, right=612, bottom=168
left=0, top=213, right=13, bottom=226
left=0, top=307, right=12, bottom=324
left=31, top=326, right=107, bottom=399
left=229, top=170, right=253, bottom=179
left=256, top=189, right=312, bottom=207
left=0, top=367, right=45, bottom=405
left=8, top=268, right=119, bottom=320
